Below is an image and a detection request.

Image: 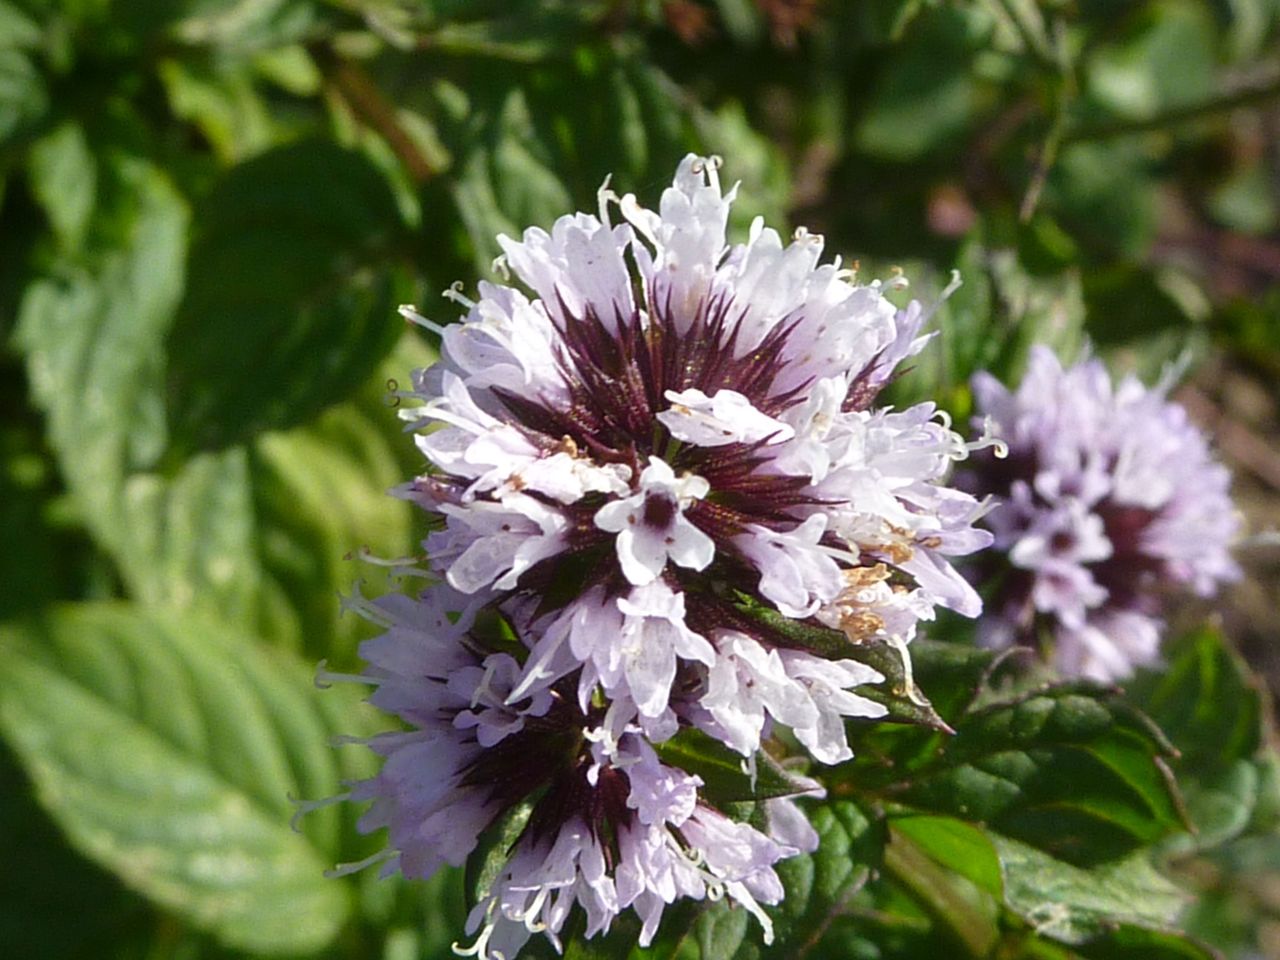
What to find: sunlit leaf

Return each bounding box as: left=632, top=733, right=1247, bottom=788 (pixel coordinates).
left=0, top=603, right=378, bottom=954
left=992, top=834, right=1189, bottom=945
left=27, top=120, right=96, bottom=251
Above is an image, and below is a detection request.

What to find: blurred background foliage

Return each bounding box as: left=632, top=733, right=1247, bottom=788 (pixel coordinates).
left=2, top=0, right=1280, bottom=957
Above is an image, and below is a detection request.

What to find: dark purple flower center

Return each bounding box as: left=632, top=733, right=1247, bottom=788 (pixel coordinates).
left=968, top=447, right=1170, bottom=635
left=642, top=492, right=678, bottom=529
left=458, top=675, right=635, bottom=863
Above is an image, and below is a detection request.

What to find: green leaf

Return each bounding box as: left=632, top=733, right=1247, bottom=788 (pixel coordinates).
left=893, top=684, right=1184, bottom=864
left=448, top=84, right=574, bottom=270
left=0, top=2, right=47, bottom=144
left=165, top=139, right=412, bottom=456
left=0, top=603, right=377, bottom=954
left=838, top=638, right=999, bottom=783
left=563, top=912, right=643, bottom=960
left=17, top=134, right=427, bottom=651
left=22, top=182, right=427, bottom=656
left=27, top=120, right=96, bottom=251
left=464, top=797, right=533, bottom=911
left=1049, top=142, right=1157, bottom=258
left=1249, top=747, right=1280, bottom=833
left=421, top=14, right=591, bottom=63
left=1084, top=1, right=1217, bottom=121
left=1212, top=287, right=1280, bottom=379
left=0, top=1, right=41, bottom=49
left=1176, top=759, right=1259, bottom=852
left=1082, top=263, right=1195, bottom=346
left=888, top=238, right=1087, bottom=418
left=17, top=153, right=188, bottom=564
left=852, top=7, right=985, bottom=161
left=117, top=339, right=425, bottom=661
left=855, top=0, right=929, bottom=42
left=692, top=99, right=791, bottom=235
left=443, top=53, right=720, bottom=273
left=694, top=901, right=751, bottom=960
left=0, top=406, right=73, bottom=619
left=992, top=833, right=1190, bottom=945
left=1129, top=626, right=1262, bottom=777
left=881, top=822, right=1001, bottom=957
left=157, top=57, right=275, bottom=164
left=1075, top=924, right=1218, bottom=960
left=888, top=815, right=1002, bottom=896
left=1129, top=626, right=1272, bottom=853
left=713, top=0, right=764, bottom=45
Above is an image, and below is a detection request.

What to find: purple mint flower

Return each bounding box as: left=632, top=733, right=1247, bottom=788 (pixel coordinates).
left=397, top=155, right=994, bottom=761
left=317, top=157, right=1002, bottom=954
left=965, top=346, right=1240, bottom=680
left=333, top=584, right=808, bottom=957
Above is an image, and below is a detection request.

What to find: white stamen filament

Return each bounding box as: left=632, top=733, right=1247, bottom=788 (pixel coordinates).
left=596, top=174, right=618, bottom=227
left=452, top=909, right=506, bottom=960
left=443, top=280, right=476, bottom=309
left=398, top=303, right=447, bottom=336
left=508, top=886, right=552, bottom=933
left=328, top=733, right=374, bottom=747
left=471, top=658, right=501, bottom=709
left=324, top=847, right=394, bottom=878
left=619, top=193, right=659, bottom=247
left=287, top=791, right=351, bottom=832
left=957, top=415, right=1009, bottom=461
left=418, top=397, right=498, bottom=436
left=337, top=591, right=399, bottom=628
left=884, top=633, right=929, bottom=707
left=352, top=546, right=425, bottom=568
left=314, top=659, right=379, bottom=690
left=690, top=154, right=723, bottom=193
left=663, top=825, right=777, bottom=943
left=581, top=724, right=619, bottom=760
left=915, top=269, right=965, bottom=329
left=349, top=546, right=433, bottom=580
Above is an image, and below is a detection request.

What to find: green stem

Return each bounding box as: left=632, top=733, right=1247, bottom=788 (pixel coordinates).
left=1022, top=13, right=1076, bottom=222
left=1065, top=76, right=1280, bottom=143
left=882, top=826, right=1001, bottom=958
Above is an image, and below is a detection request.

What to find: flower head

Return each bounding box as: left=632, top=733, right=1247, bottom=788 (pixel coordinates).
left=963, top=346, right=1239, bottom=680
left=343, top=585, right=807, bottom=958
left=401, top=155, right=993, bottom=754
left=326, top=156, right=996, bottom=954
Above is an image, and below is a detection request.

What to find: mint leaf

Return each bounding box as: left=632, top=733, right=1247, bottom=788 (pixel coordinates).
left=165, top=139, right=413, bottom=456
left=0, top=603, right=376, bottom=954
left=992, top=833, right=1189, bottom=945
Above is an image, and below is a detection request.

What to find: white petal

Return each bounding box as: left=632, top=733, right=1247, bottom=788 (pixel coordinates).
left=667, top=517, right=715, bottom=572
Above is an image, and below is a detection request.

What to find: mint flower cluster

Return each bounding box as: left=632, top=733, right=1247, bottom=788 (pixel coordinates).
left=334, top=156, right=1000, bottom=956
left=962, top=346, right=1240, bottom=680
